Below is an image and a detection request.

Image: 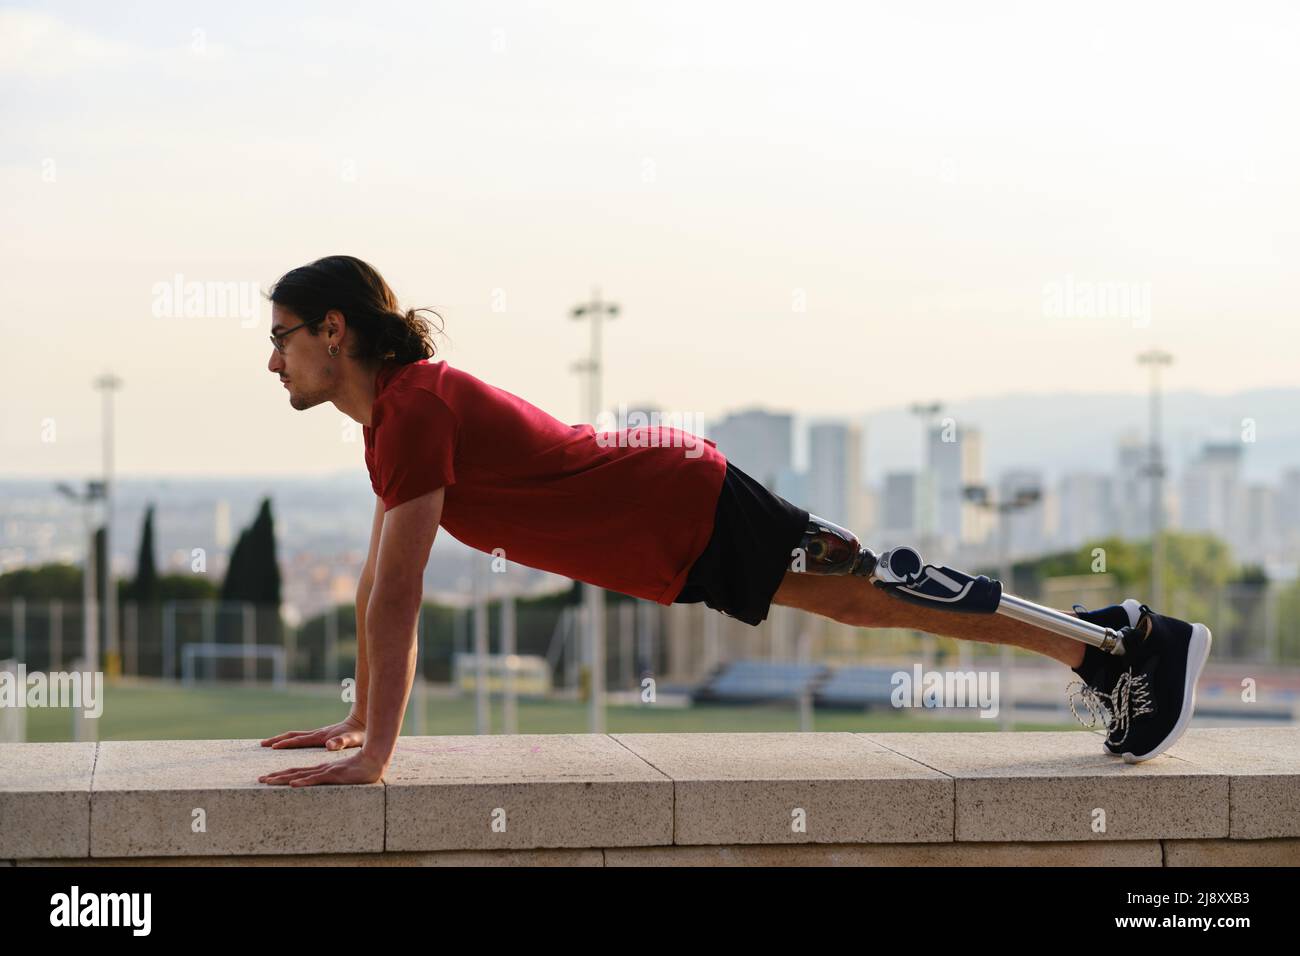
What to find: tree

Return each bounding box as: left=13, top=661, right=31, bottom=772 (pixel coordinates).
left=124, top=504, right=160, bottom=604
left=221, top=526, right=252, bottom=603
left=217, top=497, right=284, bottom=663
left=220, top=498, right=281, bottom=606
left=0, top=564, right=82, bottom=600
left=94, top=523, right=107, bottom=654
left=1224, top=564, right=1269, bottom=660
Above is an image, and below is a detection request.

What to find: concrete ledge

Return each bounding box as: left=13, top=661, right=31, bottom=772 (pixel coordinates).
left=1152, top=728, right=1300, bottom=838
left=91, top=740, right=384, bottom=857
left=15, top=849, right=604, bottom=866
left=0, top=743, right=95, bottom=859
left=1164, top=838, right=1300, bottom=866
left=384, top=734, right=672, bottom=851
left=614, top=732, right=951, bottom=845
left=865, top=732, right=1228, bottom=841
left=1, top=729, right=1295, bottom=865
left=605, top=841, right=1164, bottom=866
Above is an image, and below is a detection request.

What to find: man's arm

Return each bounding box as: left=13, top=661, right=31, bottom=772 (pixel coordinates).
left=257, top=497, right=385, bottom=758
left=359, top=486, right=445, bottom=775
left=350, top=495, right=385, bottom=722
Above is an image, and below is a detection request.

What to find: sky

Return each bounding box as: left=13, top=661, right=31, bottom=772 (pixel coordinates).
left=2, top=0, right=1298, bottom=478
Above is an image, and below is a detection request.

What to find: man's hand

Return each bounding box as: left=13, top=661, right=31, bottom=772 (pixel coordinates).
left=257, top=750, right=386, bottom=787
left=259, top=712, right=366, bottom=751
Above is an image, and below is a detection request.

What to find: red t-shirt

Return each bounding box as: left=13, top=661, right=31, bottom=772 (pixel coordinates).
left=362, top=359, right=729, bottom=604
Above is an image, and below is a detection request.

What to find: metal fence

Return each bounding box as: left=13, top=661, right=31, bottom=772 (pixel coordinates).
left=0, top=597, right=668, bottom=688
left=1, top=579, right=1299, bottom=689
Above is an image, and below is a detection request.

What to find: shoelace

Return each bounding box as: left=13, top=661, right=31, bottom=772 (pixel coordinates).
left=1066, top=670, right=1155, bottom=748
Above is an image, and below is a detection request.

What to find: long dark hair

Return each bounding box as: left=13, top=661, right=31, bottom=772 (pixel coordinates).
left=265, top=255, right=445, bottom=364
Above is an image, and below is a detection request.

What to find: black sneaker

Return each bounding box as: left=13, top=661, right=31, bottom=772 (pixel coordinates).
left=1102, top=604, right=1213, bottom=763
left=1065, top=598, right=1143, bottom=752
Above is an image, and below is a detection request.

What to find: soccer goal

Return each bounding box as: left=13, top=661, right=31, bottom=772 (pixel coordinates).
left=180, top=643, right=287, bottom=687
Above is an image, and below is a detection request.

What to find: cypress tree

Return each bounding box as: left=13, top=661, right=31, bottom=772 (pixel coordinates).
left=246, top=498, right=282, bottom=606
left=221, top=526, right=252, bottom=602
left=127, top=504, right=160, bottom=604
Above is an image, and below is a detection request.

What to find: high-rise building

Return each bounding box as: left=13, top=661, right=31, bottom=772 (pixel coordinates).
left=882, top=471, right=919, bottom=543
left=1181, top=441, right=1244, bottom=544
left=998, top=468, right=1047, bottom=558
left=806, top=421, right=864, bottom=528
left=1056, top=472, right=1116, bottom=548
left=928, top=422, right=985, bottom=549
left=1279, top=468, right=1300, bottom=554
left=1115, top=430, right=1155, bottom=537
left=708, top=409, right=794, bottom=491
left=1241, top=483, right=1277, bottom=563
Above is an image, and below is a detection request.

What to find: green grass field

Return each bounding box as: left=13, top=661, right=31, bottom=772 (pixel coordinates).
left=16, top=678, right=1081, bottom=742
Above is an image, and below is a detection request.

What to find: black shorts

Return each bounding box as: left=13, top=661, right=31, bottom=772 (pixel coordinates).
left=671, top=460, right=810, bottom=627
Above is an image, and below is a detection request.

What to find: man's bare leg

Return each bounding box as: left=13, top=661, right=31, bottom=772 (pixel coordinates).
left=770, top=570, right=1087, bottom=668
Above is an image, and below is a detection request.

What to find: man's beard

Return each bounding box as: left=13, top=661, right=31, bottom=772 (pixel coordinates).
left=288, top=364, right=334, bottom=410
left=289, top=384, right=328, bottom=410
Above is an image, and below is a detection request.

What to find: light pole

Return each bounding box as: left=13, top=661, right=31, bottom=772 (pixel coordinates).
left=964, top=483, right=1041, bottom=732
left=1137, top=350, right=1172, bottom=610
left=94, top=371, right=123, bottom=678
left=570, top=288, right=618, bottom=733
left=501, top=588, right=518, bottom=735
left=54, top=480, right=105, bottom=742
left=471, top=547, right=490, bottom=735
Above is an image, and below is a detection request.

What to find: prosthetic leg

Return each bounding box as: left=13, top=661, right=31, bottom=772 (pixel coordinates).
left=794, top=514, right=1132, bottom=655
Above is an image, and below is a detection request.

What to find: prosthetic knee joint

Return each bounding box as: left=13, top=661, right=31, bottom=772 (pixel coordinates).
left=793, top=514, right=1002, bottom=614
left=792, top=514, right=877, bottom=577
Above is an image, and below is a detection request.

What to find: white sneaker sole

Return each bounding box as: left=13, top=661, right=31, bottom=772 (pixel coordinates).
left=1119, top=622, right=1213, bottom=764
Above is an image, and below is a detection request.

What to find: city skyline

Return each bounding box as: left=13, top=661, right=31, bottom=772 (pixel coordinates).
left=7, top=382, right=1297, bottom=486
left=6, top=390, right=1297, bottom=610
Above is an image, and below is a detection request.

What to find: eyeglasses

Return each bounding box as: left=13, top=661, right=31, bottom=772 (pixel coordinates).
left=269, top=317, right=324, bottom=354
